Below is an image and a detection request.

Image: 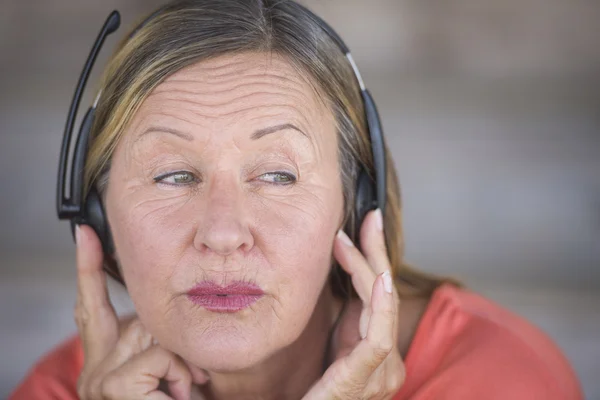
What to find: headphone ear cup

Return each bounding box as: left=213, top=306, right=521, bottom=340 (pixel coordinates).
left=82, top=187, right=114, bottom=255
left=70, top=188, right=123, bottom=284
left=353, top=168, right=376, bottom=246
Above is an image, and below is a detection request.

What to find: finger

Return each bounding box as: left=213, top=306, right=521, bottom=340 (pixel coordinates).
left=75, top=224, right=118, bottom=368
left=334, top=229, right=377, bottom=303
left=93, top=318, right=154, bottom=377
left=360, top=209, right=392, bottom=276
left=342, top=272, right=396, bottom=383
left=101, top=345, right=192, bottom=400
left=384, top=352, right=406, bottom=396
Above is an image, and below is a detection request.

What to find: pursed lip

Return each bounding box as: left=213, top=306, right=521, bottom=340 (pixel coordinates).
left=186, top=281, right=264, bottom=312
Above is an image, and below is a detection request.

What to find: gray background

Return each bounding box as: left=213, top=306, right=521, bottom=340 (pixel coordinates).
left=1, top=0, right=598, bottom=398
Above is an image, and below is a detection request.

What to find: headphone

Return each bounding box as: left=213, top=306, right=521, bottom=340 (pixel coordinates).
left=56, top=2, right=386, bottom=281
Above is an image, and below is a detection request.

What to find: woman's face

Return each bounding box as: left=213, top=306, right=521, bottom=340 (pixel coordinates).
left=105, top=52, right=344, bottom=371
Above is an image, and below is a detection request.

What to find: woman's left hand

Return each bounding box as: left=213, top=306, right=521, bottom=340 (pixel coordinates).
left=304, top=209, right=405, bottom=400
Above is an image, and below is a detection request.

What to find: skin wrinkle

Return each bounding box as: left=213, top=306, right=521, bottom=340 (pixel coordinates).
left=155, top=80, right=311, bottom=102
left=155, top=68, right=311, bottom=104
left=150, top=92, right=307, bottom=115
left=156, top=75, right=310, bottom=98
left=152, top=65, right=317, bottom=128
left=105, top=52, right=343, bottom=398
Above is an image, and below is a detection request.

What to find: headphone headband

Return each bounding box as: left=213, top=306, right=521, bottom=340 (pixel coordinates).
left=56, top=11, right=120, bottom=220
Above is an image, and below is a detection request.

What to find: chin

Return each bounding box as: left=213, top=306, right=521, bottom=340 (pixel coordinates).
left=177, top=327, right=279, bottom=372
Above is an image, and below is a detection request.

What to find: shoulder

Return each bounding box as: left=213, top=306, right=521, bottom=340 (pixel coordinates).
left=395, top=284, right=584, bottom=400
left=9, top=334, right=83, bottom=400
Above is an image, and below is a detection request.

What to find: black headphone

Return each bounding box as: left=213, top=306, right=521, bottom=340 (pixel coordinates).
left=56, top=3, right=386, bottom=278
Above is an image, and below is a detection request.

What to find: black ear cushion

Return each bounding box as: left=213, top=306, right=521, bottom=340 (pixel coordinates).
left=354, top=167, right=377, bottom=247
left=83, top=187, right=115, bottom=255
left=69, top=188, right=123, bottom=284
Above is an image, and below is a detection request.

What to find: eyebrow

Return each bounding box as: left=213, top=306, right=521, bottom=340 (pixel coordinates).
left=138, top=123, right=308, bottom=143
left=250, top=123, right=308, bottom=140
left=137, top=126, right=194, bottom=142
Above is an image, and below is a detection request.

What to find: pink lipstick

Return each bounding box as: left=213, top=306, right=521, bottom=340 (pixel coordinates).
left=186, top=281, right=264, bottom=312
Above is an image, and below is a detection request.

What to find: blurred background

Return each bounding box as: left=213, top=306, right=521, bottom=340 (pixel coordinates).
left=0, top=0, right=598, bottom=398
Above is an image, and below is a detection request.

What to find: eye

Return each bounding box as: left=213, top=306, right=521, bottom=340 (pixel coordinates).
left=258, top=171, right=296, bottom=185
left=154, top=171, right=198, bottom=186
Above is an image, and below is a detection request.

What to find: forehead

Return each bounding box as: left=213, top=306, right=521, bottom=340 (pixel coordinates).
left=132, top=52, right=331, bottom=139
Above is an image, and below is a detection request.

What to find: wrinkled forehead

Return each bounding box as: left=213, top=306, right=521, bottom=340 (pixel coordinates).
left=125, top=52, right=334, bottom=147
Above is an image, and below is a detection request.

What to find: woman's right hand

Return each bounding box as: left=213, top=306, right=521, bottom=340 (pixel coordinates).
left=74, top=224, right=208, bottom=400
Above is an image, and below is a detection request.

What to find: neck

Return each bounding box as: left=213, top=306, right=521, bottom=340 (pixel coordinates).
left=193, top=285, right=343, bottom=400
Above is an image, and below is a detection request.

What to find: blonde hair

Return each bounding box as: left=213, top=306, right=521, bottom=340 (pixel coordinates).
left=85, top=0, right=460, bottom=298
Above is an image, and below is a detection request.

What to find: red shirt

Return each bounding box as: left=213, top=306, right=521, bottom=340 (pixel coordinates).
left=10, top=283, right=583, bottom=399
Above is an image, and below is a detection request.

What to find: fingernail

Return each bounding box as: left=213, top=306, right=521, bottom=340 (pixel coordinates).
left=336, top=229, right=354, bottom=247
left=75, top=224, right=82, bottom=245
left=382, top=270, right=393, bottom=293
left=375, top=208, right=383, bottom=232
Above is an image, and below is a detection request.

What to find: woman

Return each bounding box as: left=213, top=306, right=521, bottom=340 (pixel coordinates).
left=12, top=0, right=583, bottom=399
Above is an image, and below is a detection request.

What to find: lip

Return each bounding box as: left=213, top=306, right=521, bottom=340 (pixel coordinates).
left=186, top=281, right=264, bottom=313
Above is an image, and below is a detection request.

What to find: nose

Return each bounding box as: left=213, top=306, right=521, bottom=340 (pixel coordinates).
left=193, top=174, right=254, bottom=256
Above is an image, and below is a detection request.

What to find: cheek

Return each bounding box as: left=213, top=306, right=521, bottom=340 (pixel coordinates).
left=255, top=180, right=343, bottom=303
left=106, top=190, right=192, bottom=310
